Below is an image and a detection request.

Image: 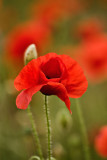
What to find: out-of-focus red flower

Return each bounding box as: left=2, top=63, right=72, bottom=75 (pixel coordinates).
left=78, top=37, right=107, bottom=82
left=76, top=19, right=103, bottom=41
left=5, top=20, right=51, bottom=62
left=31, top=0, right=83, bottom=27
left=31, top=1, right=63, bottom=26
left=14, top=53, right=88, bottom=113
left=74, top=19, right=107, bottom=83
left=95, top=126, right=107, bottom=157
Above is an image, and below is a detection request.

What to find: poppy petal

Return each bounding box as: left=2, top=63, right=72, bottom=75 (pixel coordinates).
left=41, top=82, right=71, bottom=113
left=16, top=84, right=44, bottom=109
left=40, top=53, right=66, bottom=79
left=14, top=59, right=47, bottom=91
left=60, top=54, right=88, bottom=98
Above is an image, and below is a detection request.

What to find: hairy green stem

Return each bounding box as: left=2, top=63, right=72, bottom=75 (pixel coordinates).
left=75, top=99, right=91, bottom=160
left=44, top=96, right=52, bottom=160
left=27, top=105, right=44, bottom=160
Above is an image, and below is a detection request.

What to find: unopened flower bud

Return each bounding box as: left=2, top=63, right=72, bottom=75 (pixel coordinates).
left=24, top=44, right=37, bottom=65
left=56, top=109, right=72, bottom=133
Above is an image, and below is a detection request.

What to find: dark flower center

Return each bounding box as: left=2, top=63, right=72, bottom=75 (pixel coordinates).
left=41, top=58, right=62, bottom=79
left=90, top=58, right=105, bottom=70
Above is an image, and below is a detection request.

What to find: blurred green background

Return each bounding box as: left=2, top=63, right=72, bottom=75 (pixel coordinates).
left=0, top=0, right=107, bottom=160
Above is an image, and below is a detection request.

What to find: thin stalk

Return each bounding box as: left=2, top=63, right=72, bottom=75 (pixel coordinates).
left=27, top=105, right=44, bottom=160
left=75, top=99, right=91, bottom=160
left=44, top=96, right=52, bottom=160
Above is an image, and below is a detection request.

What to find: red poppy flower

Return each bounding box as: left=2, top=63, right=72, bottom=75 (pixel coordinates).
left=95, top=126, right=107, bottom=157
left=34, top=1, right=63, bottom=25
left=75, top=36, right=107, bottom=82
left=14, top=53, right=88, bottom=113
left=31, top=0, right=82, bottom=27
left=5, top=20, right=51, bottom=61
left=73, top=19, right=107, bottom=82
left=76, top=19, right=103, bottom=41
left=31, top=1, right=66, bottom=27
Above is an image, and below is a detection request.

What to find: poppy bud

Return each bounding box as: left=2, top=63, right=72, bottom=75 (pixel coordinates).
left=24, top=44, right=37, bottom=65
left=56, top=109, right=72, bottom=133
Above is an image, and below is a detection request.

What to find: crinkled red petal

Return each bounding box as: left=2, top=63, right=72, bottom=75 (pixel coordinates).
left=59, top=54, right=88, bottom=98
left=41, top=82, right=71, bottom=113
left=14, top=59, right=47, bottom=91
left=16, top=84, right=44, bottom=109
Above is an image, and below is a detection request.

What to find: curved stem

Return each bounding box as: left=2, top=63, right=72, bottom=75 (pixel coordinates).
left=75, top=99, right=91, bottom=160
left=44, top=96, right=52, bottom=160
left=27, top=105, right=44, bottom=160
left=29, top=156, right=40, bottom=160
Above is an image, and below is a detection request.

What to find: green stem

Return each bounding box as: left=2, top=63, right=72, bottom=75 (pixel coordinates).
left=44, top=96, right=52, bottom=160
left=29, top=155, right=40, bottom=160
left=27, top=105, right=44, bottom=160
left=75, top=99, right=91, bottom=160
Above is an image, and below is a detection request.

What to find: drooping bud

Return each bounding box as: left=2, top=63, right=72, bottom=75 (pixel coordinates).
left=24, top=44, right=38, bottom=65
left=56, top=109, right=72, bottom=133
